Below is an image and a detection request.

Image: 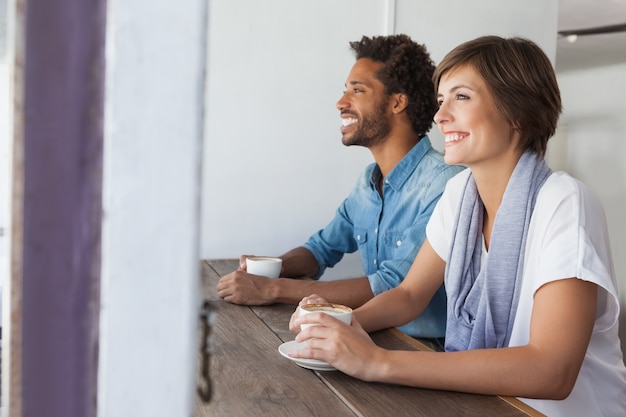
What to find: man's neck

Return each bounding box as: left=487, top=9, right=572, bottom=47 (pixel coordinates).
left=370, top=134, right=420, bottom=178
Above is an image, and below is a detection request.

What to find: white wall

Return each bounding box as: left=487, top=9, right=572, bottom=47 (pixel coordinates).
left=202, top=0, right=384, bottom=277
left=201, top=0, right=558, bottom=279
left=97, top=0, right=207, bottom=415
left=552, top=63, right=626, bottom=356
left=202, top=0, right=381, bottom=268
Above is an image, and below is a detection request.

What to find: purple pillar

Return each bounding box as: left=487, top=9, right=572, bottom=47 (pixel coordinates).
left=20, top=0, right=106, bottom=415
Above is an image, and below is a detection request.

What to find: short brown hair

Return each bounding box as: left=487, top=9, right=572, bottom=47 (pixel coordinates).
left=433, top=36, right=562, bottom=157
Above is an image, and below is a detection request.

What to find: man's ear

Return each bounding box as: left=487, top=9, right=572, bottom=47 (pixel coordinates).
left=391, top=93, right=409, bottom=114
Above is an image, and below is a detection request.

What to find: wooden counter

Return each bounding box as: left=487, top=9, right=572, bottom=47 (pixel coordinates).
left=194, top=259, right=544, bottom=417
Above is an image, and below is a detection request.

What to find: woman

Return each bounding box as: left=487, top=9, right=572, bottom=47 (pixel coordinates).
left=288, top=36, right=626, bottom=416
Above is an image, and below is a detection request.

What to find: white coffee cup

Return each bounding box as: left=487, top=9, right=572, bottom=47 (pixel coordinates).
left=245, top=256, right=282, bottom=278
left=299, top=303, right=352, bottom=330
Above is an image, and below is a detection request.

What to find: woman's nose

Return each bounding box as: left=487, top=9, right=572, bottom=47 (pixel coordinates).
left=433, top=104, right=449, bottom=125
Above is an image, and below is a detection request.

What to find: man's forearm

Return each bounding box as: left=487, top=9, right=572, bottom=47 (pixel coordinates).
left=271, top=276, right=374, bottom=308
left=279, top=246, right=319, bottom=278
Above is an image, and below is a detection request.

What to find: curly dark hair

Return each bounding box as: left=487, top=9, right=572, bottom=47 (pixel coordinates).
left=349, top=34, right=437, bottom=138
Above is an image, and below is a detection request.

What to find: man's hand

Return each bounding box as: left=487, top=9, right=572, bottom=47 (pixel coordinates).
left=216, top=270, right=276, bottom=305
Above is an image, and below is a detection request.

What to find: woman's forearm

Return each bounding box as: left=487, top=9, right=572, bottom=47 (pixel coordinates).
left=371, top=345, right=574, bottom=400
left=356, top=239, right=446, bottom=332
left=355, top=285, right=426, bottom=332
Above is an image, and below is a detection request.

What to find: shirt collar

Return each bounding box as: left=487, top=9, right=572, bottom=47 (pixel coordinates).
left=370, top=136, right=432, bottom=191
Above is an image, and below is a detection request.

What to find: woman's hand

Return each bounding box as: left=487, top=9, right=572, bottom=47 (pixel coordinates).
left=289, top=294, right=328, bottom=334
left=290, top=311, right=384, bottom=381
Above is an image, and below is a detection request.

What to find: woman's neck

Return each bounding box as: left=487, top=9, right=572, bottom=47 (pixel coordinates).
left=471, top=151, right=523, bottom=248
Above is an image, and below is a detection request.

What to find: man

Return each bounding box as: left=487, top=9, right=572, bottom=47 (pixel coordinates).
left=217, top=34, right=465, bottom=339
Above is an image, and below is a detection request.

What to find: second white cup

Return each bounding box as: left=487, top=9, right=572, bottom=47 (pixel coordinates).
left=246, top=256, right=282, bottom=278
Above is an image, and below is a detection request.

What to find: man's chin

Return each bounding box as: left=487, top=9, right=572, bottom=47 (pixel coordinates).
left=342, top=135, right=362, bottom=147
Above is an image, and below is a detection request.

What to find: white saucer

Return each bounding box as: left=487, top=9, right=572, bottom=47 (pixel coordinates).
left=278, top=340, right=336, bottom=371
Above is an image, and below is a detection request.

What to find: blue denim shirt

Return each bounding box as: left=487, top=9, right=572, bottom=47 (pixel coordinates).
left=303, top=137, right=466, bottom=338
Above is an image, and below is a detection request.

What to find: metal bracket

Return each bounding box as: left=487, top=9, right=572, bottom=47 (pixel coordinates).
left=197, top=300, right=216, bottom=403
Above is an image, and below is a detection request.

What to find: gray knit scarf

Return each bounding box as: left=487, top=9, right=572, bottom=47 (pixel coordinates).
left=444, top=151, right=552, bottom=352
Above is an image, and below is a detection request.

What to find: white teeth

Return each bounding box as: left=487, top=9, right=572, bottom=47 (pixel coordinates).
left=342, top=118, right=357, bottom=127
left=444, top=133, right=465, bottom=143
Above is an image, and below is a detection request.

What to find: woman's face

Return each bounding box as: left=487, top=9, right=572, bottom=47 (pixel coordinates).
left=434, top=64, right=519, bottom=168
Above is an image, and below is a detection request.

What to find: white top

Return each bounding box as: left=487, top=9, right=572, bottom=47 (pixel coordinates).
left=427, top=169, right=626, bottom=417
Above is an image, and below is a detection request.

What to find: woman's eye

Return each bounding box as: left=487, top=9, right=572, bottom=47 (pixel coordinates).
left=456, top=93, right=469, bottom=100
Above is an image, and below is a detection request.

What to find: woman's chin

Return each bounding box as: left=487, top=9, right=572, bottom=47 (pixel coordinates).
left=443, top=152, right=463, bottom=166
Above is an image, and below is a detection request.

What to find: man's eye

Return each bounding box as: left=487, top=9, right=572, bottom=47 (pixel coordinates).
left=353, top=88, right=363, bottom=93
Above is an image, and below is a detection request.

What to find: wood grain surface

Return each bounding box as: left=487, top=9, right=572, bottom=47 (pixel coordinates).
left=194, top=259, right=544, bottom=417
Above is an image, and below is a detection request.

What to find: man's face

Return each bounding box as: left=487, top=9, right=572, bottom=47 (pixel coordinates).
left=336, top=58, right=392, bottom=147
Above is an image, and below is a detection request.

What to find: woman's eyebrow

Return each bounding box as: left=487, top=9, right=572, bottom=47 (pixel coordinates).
left=437, top=84, right=474, bottom=97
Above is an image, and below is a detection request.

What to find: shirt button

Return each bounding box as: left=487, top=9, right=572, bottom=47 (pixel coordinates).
left=396, top=240, right=402, bottom=247
left=373, top=259, right=377, bottom=265
left=356, top=235, right=361, bottom=241
left=375, top=228, right=378, bottom=234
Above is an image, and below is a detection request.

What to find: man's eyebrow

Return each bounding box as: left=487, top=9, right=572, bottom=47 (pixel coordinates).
left=345, top=80, right=370, bottom=88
